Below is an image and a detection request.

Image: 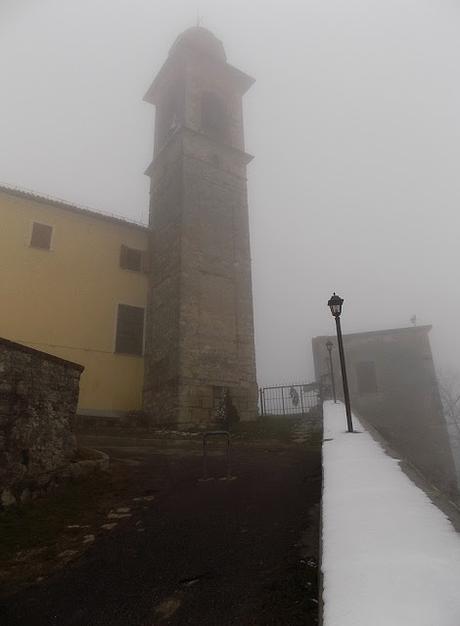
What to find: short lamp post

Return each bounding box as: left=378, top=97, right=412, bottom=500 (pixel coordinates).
left=327, top=292, right=353, bottom=432
left=325, top=340, right=337, bottom=404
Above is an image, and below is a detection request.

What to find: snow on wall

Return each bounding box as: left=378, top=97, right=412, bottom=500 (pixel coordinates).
left=321, top=401, right=460, bottom=626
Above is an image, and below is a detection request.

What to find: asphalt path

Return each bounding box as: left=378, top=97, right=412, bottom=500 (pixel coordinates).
left=1, top=437, right=321, bottom=626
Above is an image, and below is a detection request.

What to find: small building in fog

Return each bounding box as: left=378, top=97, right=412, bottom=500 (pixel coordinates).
left=312, top=325, right=457, bottom=495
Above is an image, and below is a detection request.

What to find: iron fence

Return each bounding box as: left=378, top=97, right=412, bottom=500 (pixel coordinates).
left=259, top=382, right=321, bottom=417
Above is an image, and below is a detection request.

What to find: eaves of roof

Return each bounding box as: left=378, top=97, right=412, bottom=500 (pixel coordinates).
left=0, top=184, right=150, bottom=233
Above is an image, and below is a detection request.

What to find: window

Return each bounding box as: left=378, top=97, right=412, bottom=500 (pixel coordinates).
left=156, top=83, right=183, bottom=150
left=356, top=361, right=378, bottom=394
left=30, top=222, right=52, bottom=250
left=120, top=245, right=143, bottom=272
left=201, top=92, right=228, bottom=141
left=115, top=304, right=145, bottom=355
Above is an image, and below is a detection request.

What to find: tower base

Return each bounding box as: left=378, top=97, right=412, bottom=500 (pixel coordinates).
left=143, top=380, right=258, bottom=427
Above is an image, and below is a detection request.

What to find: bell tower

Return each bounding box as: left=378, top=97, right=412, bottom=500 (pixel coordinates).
left=143, top=27, right=258, bottom=425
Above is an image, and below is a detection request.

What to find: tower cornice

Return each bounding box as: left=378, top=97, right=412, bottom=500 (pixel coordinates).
left=144, top=126, right=253, bottom=178
left=144, top=55, right=254, bottom=106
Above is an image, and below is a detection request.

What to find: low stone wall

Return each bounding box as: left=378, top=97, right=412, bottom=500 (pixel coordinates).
left=0, top=337, right=84, bottom=506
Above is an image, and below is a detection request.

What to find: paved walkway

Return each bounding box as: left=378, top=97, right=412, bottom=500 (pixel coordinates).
left=322, top=401, right=460, bottom=626
left=2, top=424, right=321, bottom=625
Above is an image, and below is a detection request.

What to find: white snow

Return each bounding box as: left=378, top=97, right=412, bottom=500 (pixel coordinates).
left=321, top=401, right=460, bottom=626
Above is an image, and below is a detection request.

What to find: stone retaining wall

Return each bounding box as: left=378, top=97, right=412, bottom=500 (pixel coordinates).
left=0, top=337, right=84, bottom=506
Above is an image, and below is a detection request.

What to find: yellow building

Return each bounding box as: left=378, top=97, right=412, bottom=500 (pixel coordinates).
left=0, top=185, right=149, bottom=416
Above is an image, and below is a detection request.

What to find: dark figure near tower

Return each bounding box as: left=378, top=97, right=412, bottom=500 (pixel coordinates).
left=143, top=27, right=258, bottom=426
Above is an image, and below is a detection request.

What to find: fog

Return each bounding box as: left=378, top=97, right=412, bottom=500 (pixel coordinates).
left=1, top=0, right=460, bottom=385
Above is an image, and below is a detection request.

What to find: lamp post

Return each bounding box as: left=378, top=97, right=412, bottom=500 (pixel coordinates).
left=325, top=340, right=337, bottom=404
left=327, top=292, right=353, bottom=432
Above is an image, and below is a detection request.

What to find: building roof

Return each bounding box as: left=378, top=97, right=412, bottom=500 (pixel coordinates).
left=0, top=184, right=149, bottom=233
left=313, top=325, right=432, bottom=343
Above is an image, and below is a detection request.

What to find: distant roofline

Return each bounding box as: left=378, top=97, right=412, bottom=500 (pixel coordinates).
left=313, top=325, right=432, bottom=342
left=0, top=183, right=149, bottom=233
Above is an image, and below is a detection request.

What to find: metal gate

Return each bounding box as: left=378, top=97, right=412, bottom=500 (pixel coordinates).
left=259, top=383, right=320, bottom=417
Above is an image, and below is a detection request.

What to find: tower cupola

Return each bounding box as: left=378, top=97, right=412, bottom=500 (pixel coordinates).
left=169, top=26, right=227, bottom=62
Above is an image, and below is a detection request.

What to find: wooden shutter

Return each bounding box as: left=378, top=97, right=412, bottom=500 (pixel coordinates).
left=30, top=222, right=52, bottom=250
left=120, top=245, right=143, bottom=272
left=201, top=92, right=227, bottom=140
left=115, top=304, right=144, bottom=355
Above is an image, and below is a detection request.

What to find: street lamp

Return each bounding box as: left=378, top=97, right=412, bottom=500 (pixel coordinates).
left=327, top=292, right=353, bottom=432
left=325, top=340, right=337, bottom=404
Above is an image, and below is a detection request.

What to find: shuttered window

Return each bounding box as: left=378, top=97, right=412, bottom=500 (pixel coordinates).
left=201, top=92, right=228, bottom=141
left=115, top=304, right=145, bottom=355
left=120, top=245, right=143, bottom=272
left=30, top=222, right=53, bottom=250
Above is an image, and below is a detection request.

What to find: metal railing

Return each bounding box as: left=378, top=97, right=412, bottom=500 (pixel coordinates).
left=259, top=382, right=321, bottom=417
left=200, top=431, right=233, bottom=481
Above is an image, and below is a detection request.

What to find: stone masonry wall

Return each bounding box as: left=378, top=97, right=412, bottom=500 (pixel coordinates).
left=143, top=34, right=258, bottom=425
left=0, top=337, right=84, bottom=506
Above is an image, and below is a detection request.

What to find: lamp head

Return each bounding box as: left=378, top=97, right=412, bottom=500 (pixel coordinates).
left=328, top=292, right=344, bottom=318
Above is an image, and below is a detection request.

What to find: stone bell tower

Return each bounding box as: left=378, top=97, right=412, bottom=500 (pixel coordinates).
left=143, top=27, right=258, bottom=425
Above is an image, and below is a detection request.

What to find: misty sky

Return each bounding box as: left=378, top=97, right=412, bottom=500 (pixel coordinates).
left=1, top=0, right=460, bottom=385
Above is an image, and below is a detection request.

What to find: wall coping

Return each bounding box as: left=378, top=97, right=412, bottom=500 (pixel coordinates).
left=0, top=337, right=84, bottom=371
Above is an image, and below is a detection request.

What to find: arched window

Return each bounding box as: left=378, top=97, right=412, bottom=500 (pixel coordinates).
left=201, top=92, right=228, bottom=141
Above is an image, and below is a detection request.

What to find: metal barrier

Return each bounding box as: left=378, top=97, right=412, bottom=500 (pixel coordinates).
left=259, top=382, right=321, bottom=417
left=200, top=430, right=233, bottom=481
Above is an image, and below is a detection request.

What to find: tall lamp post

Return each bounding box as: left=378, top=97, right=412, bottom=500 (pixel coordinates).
left=327, top=292, right=353, bottom=432
left=325, top=340, right=337, bottom=404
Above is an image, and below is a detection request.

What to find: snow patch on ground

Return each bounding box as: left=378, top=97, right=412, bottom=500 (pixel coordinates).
left=322, top=401, right=460, bottom=626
